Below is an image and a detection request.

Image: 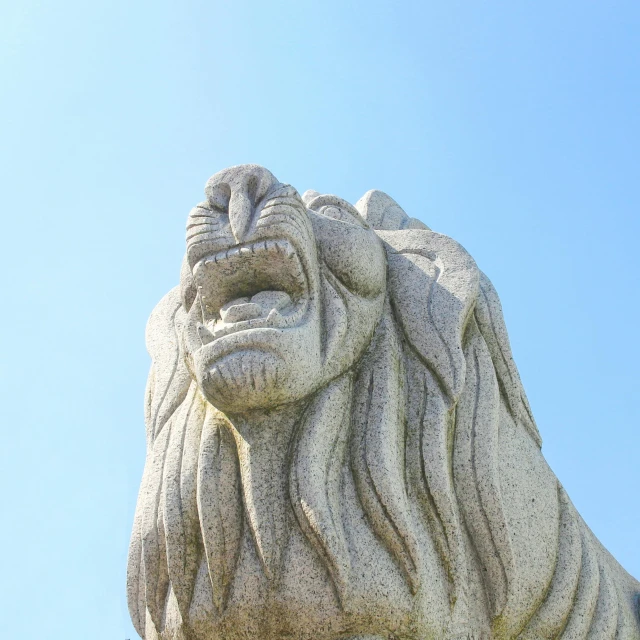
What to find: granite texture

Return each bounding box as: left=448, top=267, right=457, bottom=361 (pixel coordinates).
left=128, top=164, right=640, bottom=640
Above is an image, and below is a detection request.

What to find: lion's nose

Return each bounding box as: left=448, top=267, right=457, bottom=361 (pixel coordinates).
left=205, top=164, right=281, bottom=243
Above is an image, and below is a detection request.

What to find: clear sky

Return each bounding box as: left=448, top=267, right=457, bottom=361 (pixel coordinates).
left=1, top=2, right=638, bottom=639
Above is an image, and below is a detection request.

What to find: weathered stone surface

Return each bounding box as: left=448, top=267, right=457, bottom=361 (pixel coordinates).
left=128, top=164, right=640, bottom=640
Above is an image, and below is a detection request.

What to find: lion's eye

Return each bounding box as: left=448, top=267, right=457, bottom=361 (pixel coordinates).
left=305, top=194, right=367, bottom=229
left=317, top=205, right=366, bottom=228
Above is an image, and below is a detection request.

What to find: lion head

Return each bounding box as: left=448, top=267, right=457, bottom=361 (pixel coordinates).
left=129, top=165, right=635, bottom=640
left=181, top=164, right=388, bottom=413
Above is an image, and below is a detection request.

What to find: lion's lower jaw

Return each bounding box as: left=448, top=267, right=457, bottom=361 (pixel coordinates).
left=200, top=351, right=284, bottom=409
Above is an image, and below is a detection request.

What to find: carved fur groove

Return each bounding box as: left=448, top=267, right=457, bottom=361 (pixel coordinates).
left=128, top=165, right=640, bottom=640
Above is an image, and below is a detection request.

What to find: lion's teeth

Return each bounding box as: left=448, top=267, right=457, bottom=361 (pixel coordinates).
left=204, top=239, right=297, bottom=265
left=208, top=249, right=226, bottom=264
left=266, top=308, right=280, bottom=322
left=197, top=323, right=215, bottom=345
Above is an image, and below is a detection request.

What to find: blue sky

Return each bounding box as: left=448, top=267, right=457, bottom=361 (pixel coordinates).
left=1, top=2, right=638, bottom=639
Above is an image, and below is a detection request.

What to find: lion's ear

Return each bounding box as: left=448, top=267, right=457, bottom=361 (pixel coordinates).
left=378, top=229, right=479, bottom=401
left=355, top=190, right=430, bottom=231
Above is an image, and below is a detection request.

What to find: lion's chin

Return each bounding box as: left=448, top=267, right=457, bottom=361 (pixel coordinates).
left=197, top=349, right=286, bottom=412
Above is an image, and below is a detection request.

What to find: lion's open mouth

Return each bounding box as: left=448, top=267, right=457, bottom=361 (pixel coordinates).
left=193, top=238, right=310, bottom=343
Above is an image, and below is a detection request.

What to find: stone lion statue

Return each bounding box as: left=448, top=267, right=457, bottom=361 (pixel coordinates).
left=127, top=164, right=639, bottom=640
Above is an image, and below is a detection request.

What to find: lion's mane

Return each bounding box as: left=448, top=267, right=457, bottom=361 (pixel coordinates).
left=128, top=190, right=636, bottom=640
